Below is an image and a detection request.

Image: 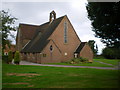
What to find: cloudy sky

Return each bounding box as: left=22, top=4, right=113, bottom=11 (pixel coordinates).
left=2, top=0, right=106, bottom=54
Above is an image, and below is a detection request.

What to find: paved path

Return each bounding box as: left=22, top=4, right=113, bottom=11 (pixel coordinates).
left=20, top=61, right=119, bottom=70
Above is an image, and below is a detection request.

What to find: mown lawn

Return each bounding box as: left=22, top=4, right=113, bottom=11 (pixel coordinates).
left=2, top=62, right=119, bottom=88
left=94, top=59, right=120, bottom=65
left=46, top=59, right=120, bottom=67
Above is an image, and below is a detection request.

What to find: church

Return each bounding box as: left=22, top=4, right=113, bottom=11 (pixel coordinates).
left=16, top=11, right=93, bottom=63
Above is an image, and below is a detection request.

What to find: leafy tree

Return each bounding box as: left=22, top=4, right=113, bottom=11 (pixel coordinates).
left=88, top=40, right=98, bottom=55
left=102, top=47, right=120, bottom=59
left=8, top=51, right=13, bottom=63
left=14, top=51, right=20, bottom=64
left=86, top=2, right=120, bottom=48
left=0, top=10, right=17, bottom=49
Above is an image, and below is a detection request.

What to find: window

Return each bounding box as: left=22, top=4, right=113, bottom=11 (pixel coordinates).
left=64, top=21, right=68, bottom=43
left=50, top=45, right=53, bottom=52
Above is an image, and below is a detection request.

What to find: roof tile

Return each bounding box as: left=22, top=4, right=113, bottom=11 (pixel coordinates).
left=21, top=16, right=65, bottom=53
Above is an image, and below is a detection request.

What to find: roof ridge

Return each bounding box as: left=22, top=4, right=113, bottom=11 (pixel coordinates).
left=19, top=15, right=66, bottom=27
left=21, top=15, right=65, bottom=53
left=19, top=23, right=39, bottom=27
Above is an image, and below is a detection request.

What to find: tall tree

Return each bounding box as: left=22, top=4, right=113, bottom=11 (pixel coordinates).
left=0, top=10, right=17, bottom=49
left=86, top=2, right=120, bottom=48
left=88, top=40, right=98, bottom=55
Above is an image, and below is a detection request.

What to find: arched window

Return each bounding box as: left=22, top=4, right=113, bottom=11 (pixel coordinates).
left=50, top=45, right=53, bottom=52
left=64, top=21, right=68, bottom=43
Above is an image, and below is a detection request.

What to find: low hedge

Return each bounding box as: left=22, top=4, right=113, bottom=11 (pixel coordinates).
left=69, top=57, right=89, bottom=64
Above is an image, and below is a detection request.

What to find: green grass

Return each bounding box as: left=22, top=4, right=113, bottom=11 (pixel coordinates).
left=2, top=62, right=119, bottom=88
left=94, top=59, right=120, bottom=65
left=46, top=59, right=120, bottom=67
left=0, top=60, right=2, bottom=90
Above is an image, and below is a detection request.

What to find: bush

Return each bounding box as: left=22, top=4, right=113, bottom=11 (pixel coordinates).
left=8, top=51, right=13, bottom=64
left=79, top=57, right=88, bottom=62
left=14, top=51, right=20, bottom=64
left=2, top=55, right=8, bottom=63
left=69, top=57, right=88, bottom=64
left=102, top=47, right=120, bottom=59
left=71, top=58, right=80, bottom=64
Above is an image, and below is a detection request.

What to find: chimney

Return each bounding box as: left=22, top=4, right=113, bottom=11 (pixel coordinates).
left=49, top=10, right=56, bottom=23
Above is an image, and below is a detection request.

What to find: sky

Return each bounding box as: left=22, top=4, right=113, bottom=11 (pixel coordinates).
left=2, top=0, right=106, bottom=54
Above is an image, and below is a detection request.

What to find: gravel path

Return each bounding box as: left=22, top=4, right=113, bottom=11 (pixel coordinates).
left=20, top=61, right=119, bottom=70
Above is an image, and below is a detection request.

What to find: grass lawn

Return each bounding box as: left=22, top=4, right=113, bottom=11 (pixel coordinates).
left=46, top=59, right=120, bottom=67
left=2, top=62, right=119, bottom=88
left=94, top=59, right=120, bottom=66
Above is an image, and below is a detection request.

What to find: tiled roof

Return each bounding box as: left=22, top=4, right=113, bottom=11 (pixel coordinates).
left=21, top=15, right=65, bottom=53
left=75, top=42, right=87, bottom=53
left=19, top=24, right=40, bottom=40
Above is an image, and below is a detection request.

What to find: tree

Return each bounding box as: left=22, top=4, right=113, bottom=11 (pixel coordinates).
left=0, top=10, right=17, bottom=49
left=14, top=51, right=20, bottom=65
left=88, top=40, right=98, bottom=55
left=86, top=2, right=120, bottom=48
left=102, top=47, right=120, bottom=59
left=8, top=51, right=13, bottom=64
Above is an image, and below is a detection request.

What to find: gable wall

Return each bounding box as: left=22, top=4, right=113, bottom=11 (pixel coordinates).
left=79, top=44, right=93, bottom=62
left=48, top=16, right=81, bottom=62
left=40, top=40, right=62, bottom=63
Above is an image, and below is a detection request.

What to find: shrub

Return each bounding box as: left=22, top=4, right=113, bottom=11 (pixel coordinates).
left=14, top=51, right=20, bottom=65
left=79, top=57, right=88, bottom=63
left=102, top=47, right=120, bottom=59
left=69, top=57, right=88, bottom=64
left=72, top=58, right=80, bottom=64
left=8, top=51, right=13, bottom=64
left=2, top=55, right=8, bottom=63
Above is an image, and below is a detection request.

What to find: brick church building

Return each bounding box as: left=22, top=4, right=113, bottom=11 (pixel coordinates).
left=16, top=11, right=93, bottom=63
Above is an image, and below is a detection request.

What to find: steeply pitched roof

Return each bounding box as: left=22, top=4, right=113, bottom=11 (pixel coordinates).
left=21, top=15, right=65, bottom=53
left=75, top=42, right=87, bottom=53
left=19, top=24, right=40, bottom=40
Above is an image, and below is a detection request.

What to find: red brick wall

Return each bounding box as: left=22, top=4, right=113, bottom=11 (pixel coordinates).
left=40, top=40, right=62, bottom=63
left=48, top=16, right=81, bottom=62
left=79, top=44, right=93, bottom=62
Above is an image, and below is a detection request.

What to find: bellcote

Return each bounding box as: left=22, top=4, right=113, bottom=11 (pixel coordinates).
left=49, top=10, right=56, bottom=23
